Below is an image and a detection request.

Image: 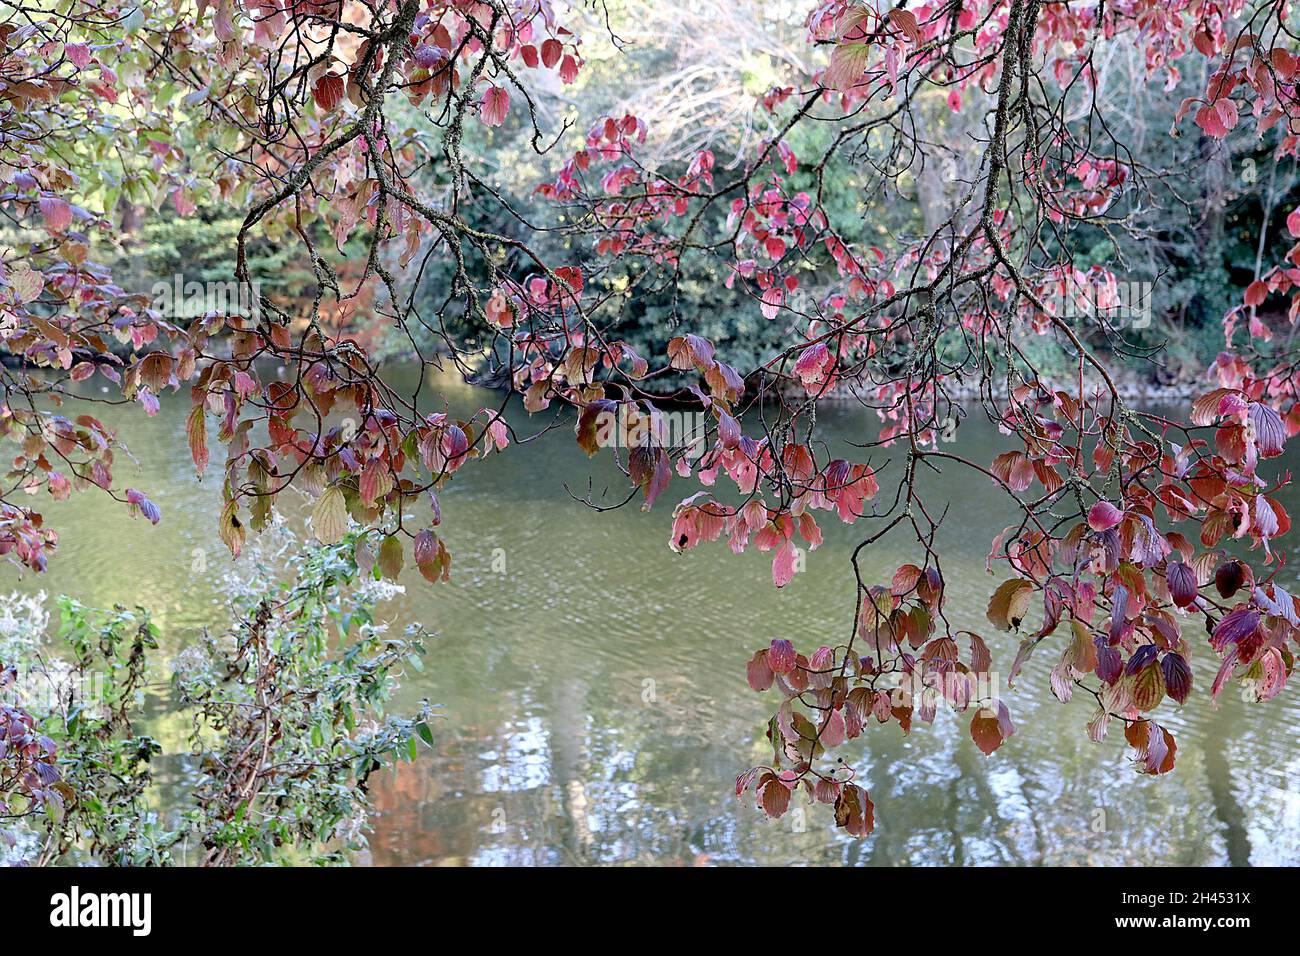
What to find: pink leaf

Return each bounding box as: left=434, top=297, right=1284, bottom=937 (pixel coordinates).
left=793, top=342, right=831, bottom=388
left=39, top=196, right=72, bottom=233
left=172, top=188, right=196, bottom=217
left=820, top=709, right=846, bottom=748
left=1087, top=500, right=1123, bottom=531
left=65, top=43, right=92, bottom=68
left=1194, top=104, right=1228, bottom=138
left=772, top=539, right=798, bottom=587
left=125, top=488, right=161, bottom=525
left=768, top=639, right=796, bottom=675
left=479, top=85, right=510, bottom=127
left=1248, top=402, right=1286, bottom=457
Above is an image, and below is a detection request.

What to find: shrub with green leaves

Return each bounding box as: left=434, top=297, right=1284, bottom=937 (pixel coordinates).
left=0, top=532, right=433, bottom=866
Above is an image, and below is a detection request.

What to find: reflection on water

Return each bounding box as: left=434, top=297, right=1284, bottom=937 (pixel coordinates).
left=5, top=366, right=1300, bottom=865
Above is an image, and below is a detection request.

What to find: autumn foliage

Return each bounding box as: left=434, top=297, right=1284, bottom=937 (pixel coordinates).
left=3, top=0, right=1300, bottom=841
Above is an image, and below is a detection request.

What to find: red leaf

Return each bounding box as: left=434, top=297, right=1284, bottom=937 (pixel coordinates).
left=887, top=8, right=921, bottom=44
left=312, top=74, right=345, bottom=112
left=413, top=529, right=450, bottom=583
left=970, top=703, right=1013, bottom=756
left=540, top=38, right=562, bottom=68
left=890, top=563, right=923, bottom=596
left=833, top=782, right=875, bottom=836
left=1137, top=722, right=1177, bottom=775
left=1194, top=103, right=1228, bottom=138
left=745, top=650, right=774, bottom=691
left=991, top=451, right=1034, bottom=492
left=1087, top=500, right=1123, bottom=531
left=758, top=777, right=791, bottom=818
left=65, top=43, right=91, bottom=68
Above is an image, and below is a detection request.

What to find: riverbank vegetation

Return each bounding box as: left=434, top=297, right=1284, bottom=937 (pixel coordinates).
left=1, top=528, right=431, bottom=865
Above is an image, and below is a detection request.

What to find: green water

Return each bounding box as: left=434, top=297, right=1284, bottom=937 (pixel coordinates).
left=5, top=366, right=1299, bottom=865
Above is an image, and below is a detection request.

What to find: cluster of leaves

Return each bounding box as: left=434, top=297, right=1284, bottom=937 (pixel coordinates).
left=38, top=599, right=167, bottom=864
left=0, top=664, right=61, bottom=853
left=173, top=535, right=434, bottom=866
left=0, top=536, right=431, bottom=866
left=737, top=566, right=1003, bottom=834
left=739, top=358, right=1300, bottom=838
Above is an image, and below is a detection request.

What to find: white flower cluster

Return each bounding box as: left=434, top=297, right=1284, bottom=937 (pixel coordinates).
left=0, top=590, right=48, bottom=662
